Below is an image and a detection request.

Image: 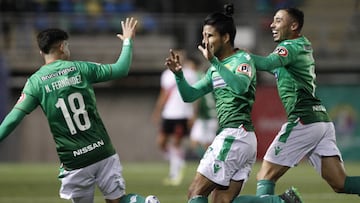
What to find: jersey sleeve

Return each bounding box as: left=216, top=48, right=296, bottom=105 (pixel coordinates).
left=108, top=38, right=133, bottom=79
left=174, top=70, right=212, bottom=102
left=78, top=38, right=133, bottom=83
left=209, top=56, right=252, bottom=94
left=251, top=41, right=296, bottom=71
left=272, top=41, right=297, bottom=66
left=77, top=62, right=113, bottom=83
left=0, top=80, right=39, bottom=142
left=14, top=79, right=40, bottom=114
left=0, top=108, right=26, bottom=142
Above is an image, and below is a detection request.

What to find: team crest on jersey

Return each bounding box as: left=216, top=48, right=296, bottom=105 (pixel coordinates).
left=236, top=63, right=252, bottom=77
left=16, top=93, right=26, bottom=104
left=274, top=46, right=288, bottom=57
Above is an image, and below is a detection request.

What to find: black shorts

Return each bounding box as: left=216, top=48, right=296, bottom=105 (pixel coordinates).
left=161, top=118, right=189, bottom=136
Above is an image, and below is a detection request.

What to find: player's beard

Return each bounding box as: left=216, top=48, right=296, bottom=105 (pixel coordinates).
left=213, top=44, right=225, bottom=59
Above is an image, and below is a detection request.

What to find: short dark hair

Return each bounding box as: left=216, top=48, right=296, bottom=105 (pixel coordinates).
left=204, top=3, right=236, bottom=46
left=283, top=8, right=304, bottom=32
left=37, top=28, right=69, bottom=54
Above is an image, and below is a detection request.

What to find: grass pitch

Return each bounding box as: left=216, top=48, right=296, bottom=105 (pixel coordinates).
left=0, top=161, right=359, bottom=203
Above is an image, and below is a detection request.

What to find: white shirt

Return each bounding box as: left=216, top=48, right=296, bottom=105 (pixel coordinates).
left=161, top=67, right=198, bottom=119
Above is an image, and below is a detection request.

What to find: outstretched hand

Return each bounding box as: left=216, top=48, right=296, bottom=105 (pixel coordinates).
left=197, top=37, right=214, bottom=60
left=165, top=49, right=183, bottom=73
left=117, top=17, right=138, bottom=40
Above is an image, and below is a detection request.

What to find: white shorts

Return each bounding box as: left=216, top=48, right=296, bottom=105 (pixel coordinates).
left=197, top=127, right=257, bottom=186
left=59, top=154, right=126, bottom=200
left=264, top=121, right=342, bottom=174
left=190, top=118, right=218, bottom=145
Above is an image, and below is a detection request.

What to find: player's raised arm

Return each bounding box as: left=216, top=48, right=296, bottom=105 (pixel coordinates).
left=165, top=49, right=183, bottom=75
left=109, top=17, right=138, bottom=79
left=165, top=49, right=211, bottom=102
left=116, top=17, right=137, bottom=41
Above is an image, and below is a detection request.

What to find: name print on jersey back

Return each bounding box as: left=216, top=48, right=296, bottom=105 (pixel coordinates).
left=21, top=60, right=117, bottom=170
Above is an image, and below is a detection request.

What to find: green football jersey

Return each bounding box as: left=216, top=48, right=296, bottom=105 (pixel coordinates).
left=15, top=60, right=117, bottom=170
left=265, top=36, right=331, bottom=123
left=196, top=72, right=217, bottom=120
left=197, top=92, right=217, bottom=119
left=206, top=50, right=256, bottom=132
left=271, top=67, right=296, bottom=117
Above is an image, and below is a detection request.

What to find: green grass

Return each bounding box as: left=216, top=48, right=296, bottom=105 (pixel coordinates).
left=0, top=161, right=359, bottom=202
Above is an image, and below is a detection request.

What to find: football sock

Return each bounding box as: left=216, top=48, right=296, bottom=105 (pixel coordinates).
left=344, top=176, right=360, bottom=195
left=256, top=180, right=275, bottom=196
left=188, top=195, right=208, bottom=203
left=232, top=195, right=284, bottom=203
left=169, top=146, right=185, bottom=180
left=119, top=194, right=146, bottom=203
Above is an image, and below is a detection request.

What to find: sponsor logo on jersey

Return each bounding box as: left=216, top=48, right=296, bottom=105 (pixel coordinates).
left=41, top=66, right=77, bottom=81
left=16, top=93, right=26, bottom=104
left=312, top=105, right=326, bottom=112
left=236, top=63, right=252, bottom=77
left=274, top=46, right=288, bottom=57
left=73, top=139, right=105, bottom=157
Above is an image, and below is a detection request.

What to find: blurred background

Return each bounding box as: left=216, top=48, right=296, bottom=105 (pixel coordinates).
left=0, top=0, right=359, bottom=163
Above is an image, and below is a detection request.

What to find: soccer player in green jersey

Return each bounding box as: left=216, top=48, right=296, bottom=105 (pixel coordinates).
left=0, top=18, right=159, bottom=203
left=165, top=4, right=298, bottom=203
left=240, top=7, right=360, bottom=201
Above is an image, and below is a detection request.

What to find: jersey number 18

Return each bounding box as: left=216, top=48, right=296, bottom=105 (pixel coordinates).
left=55, top=92, right=91, bottom=135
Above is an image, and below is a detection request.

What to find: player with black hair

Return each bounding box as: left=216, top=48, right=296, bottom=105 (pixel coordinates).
left=152, top=49, right=198, bottom=186
left=252, top=7, right=360, bottom=199
left=166, top=4, right=303, bottom=203
left=167, top=4, right=302, bottom=202
left=166, top=4, right=259, bottom=203
left=0, top=18, right=160, bottom=203
left=233, top=7, right=360, bottom=203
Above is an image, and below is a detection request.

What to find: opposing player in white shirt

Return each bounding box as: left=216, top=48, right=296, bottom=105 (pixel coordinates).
left=152, top=50, right=198, bottom=186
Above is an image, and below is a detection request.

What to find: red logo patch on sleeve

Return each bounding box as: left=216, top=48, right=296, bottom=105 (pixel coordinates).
left=236, top=63, right=252, bottom=77
left=274, top=46, right=288, bottom=57
left=16, top=93, right=26, bottom=104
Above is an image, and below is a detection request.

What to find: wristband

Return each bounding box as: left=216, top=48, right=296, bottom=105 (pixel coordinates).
left=123, top=38, right=131, bottom=46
